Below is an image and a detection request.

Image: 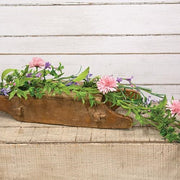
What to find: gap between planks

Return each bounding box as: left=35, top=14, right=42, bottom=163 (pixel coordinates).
left=1, top=0, right=180, bottom=5
left=1, top=53, right=180, bottom=55
left=1, top=34, right=180, bottom=37
left=1, top=2, right=180, bottom=6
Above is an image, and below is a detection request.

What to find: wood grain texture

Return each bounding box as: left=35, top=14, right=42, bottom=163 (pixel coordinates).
left=0, top=55, right=180, bottom=99
left=0, top=0, right=180, bottom=5
left=0, top=143, right=179, bottom=180
left=0, top=5, right=180, bottom=35
left=142, top=85, right=180, bottom=100
left=0, top=55, right=180, bottom=84
left=0, top=126, right=164, bottom=143
left=0, top=36, right=180, bottom=54
left=0, top=105, right=179, bottom=180
left=0, top=111, right=165, bottom=143
left=0, top=94, right=135, bottom=129
left=1, top=110, right=180, bottom=128
left=0, top=111, right=179, bottom=142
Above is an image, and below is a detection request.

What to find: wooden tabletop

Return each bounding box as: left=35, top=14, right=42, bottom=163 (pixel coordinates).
left=0, top=111, right=166, bottom=144
left=1, top=111, right=180, bottom=180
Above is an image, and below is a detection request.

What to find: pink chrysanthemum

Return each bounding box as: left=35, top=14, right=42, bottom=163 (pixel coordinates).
left=97, top=76, right=117, bottom=94
left=167, top=100, right=180, bottom=116
left=29, top=57, right=45, bottom=68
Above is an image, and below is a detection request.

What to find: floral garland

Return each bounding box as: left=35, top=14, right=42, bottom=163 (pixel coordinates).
left=0, top=57, right=180, bottom=142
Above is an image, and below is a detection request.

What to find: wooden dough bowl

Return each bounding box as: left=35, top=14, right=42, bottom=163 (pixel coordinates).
left=0, top=90, right=139, bottom=129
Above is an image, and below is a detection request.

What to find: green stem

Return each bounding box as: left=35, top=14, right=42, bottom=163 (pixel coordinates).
left=43, top=69, right=46, bottom=83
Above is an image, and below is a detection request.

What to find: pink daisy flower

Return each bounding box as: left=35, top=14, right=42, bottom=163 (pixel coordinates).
left=97, top=76, right=118, bottom=94
left=167, top=100, right=180, bottom=116
left=29, top=57, right=45, bottom=68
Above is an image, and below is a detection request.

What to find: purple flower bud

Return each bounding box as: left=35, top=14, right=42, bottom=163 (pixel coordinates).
left=26, top=73, right=32, bottom=77
left=85, top=73, right=93, bottom=82
left=45, top=62, right=51, bottom=69
left=66, top=82, right=79, bottom=86
left=126, top=76, right=134, bottom=83
left=146, top=96, right=151, bottom=105
left=35, top=72, right=42, bottom=78
left=0, top=87, right=11, bottom=96
left=152, top=99, right=160, bottom=104
left=116, top=77, right=123, bottom=83
left=66, top=82, right=74, bottom=86
left=74, top=82, right=79, bottom=85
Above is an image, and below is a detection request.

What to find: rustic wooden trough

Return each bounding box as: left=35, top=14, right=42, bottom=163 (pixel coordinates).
left=0, top=90, right=138, bottom=129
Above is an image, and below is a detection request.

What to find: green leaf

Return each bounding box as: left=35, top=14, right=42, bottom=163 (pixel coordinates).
left=21, top=65, right=29, bottom=76
left=1, top=69, right=16, bottom=81
left=88, top=94, right=96, bottom=107
left=17, top=89, right=24, bottom=98
left=73, top=67, right=89, bottom=82
left=15, top=79, right=20, bottom=86
left=19, top=77, right=30, bottom=86
left=9, top=90, right=16, bottom=100
left=125, top=109, right=132, bottom=116
left=137, top=86, right=152, bottom=93
left=17, top=89, right=28, bottom=100
left=158, top=96, right=167, bottom=108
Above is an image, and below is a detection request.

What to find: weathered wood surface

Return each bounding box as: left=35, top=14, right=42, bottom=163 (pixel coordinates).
left=1, top=55, right=180, bottom=100
left=0, top=113, right=180, bottom=180
left=0, top=5, right=180, bottom=35
left=0, top=55, right=179, bottom=84
left=0, top=0, right=179, bottom=103
left=0, top=36, right=180, bottom=54
left=0, top=111, right=163, bottom=143
left=1, top=0, right=180, bottom=5
left=0, top=93, right=135, bottom=129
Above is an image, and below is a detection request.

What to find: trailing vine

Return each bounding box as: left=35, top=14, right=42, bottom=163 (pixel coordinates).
left=0, top=57, right=180, bottom=142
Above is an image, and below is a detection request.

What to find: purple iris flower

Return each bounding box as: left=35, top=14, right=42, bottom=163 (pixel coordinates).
left=126, top=76, right=134, bottom=83
left=66, top=82, right=74, bottom=86
left=85, top=73, right=93, bottom=82
left=0, top=88, right=11, bottom=96
left=66, top=82, right=79, bottom=86
left=26, top=73, right=32, bottom=77
left=116, top=77, right=123, bottom=83
left=35, top=72, right=42, bottom=78
left=152, top=99, right=160, bottom=104
left=146, top=96, right=151, bottom=105
left=45, top=62, right=51, bottom=69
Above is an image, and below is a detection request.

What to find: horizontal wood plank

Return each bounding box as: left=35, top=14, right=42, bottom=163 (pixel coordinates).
left=142, top=85, right=180, bottom=100
left=0, top=143, right=179, bottom=179
left=0, top=112, right=164, bottom=143
left=0, top=5, right=180, bottom=35
left=0, top=55, right=180, bottom=85
left=0, top=36, right=180, bottom=54
left=0, top=0, right=180, bottom=5
left=0, top=111, right=179, bottom=142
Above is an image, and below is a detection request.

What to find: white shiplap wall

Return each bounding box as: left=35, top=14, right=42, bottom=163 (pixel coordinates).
left=0, top=0, right=180, bottom=99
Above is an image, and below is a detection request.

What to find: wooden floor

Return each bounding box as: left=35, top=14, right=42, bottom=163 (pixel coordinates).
left=0, top=111, right=179, bottom=180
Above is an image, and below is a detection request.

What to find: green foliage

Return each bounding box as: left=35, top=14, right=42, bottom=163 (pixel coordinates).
left=1, top=69, right=16, bottom=82
left=104, top=92, right=180, bottom=142
left=1, top=60, right=180, bottom=143
left=73, top=67, right=89, bottom=82
left=9, top=90, right=16, bottom=100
